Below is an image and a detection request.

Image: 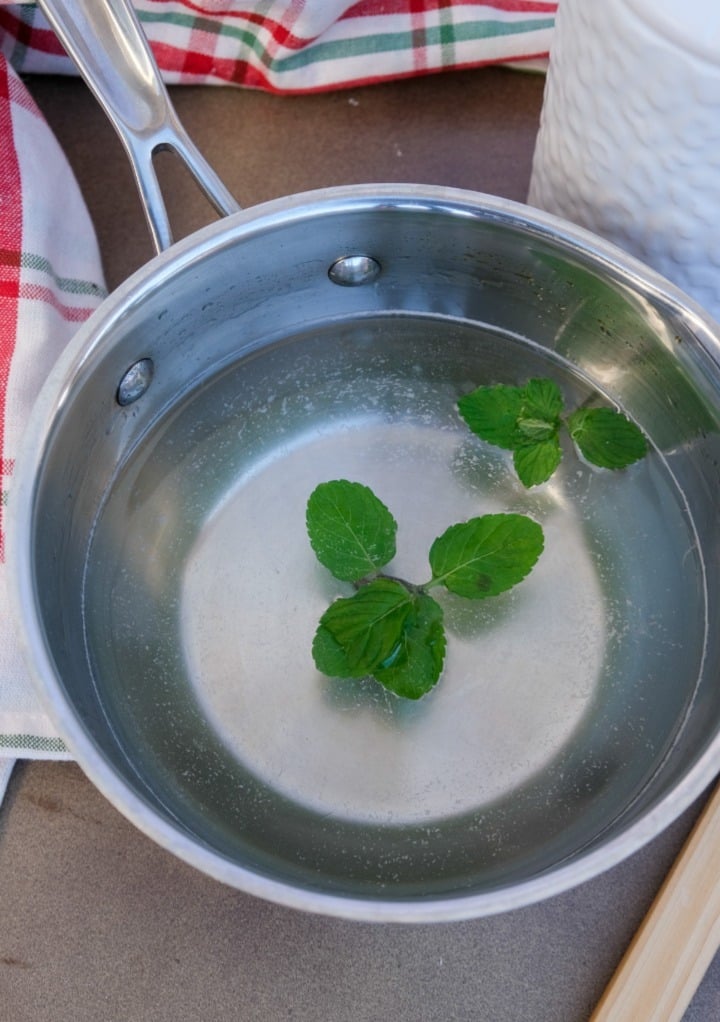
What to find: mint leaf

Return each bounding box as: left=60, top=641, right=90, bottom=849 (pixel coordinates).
left=513, top=378, right=563, bottom=483
left=567, top=407, right=648, bottom=469
left=515, top=418, right=557, bottom=443
left=521, top=377, right=563, bottom=422
left=427, top=513, right=544, bottom=599
left=513, top=436, right=562, bottom=487
left=315, top=578, right=414, bottom=673
left=312, top=624, right=369, bottom=680
left=307, top=480, right=397, bottom=582
left=374, top=595, right=446, bottom=699
left=457, top=384, right=524, bottom=450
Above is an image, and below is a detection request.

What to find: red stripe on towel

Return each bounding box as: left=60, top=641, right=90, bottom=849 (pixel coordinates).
left=0, top=59, right=22, bottom=562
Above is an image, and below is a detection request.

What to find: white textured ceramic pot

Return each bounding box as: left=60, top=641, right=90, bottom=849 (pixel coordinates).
left=529, top=0, right=720, bottom=322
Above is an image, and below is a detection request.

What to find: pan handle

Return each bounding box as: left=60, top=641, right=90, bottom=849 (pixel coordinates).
left=590, top=779, right=720, bottom=1022
left=37, top=0, right=242, bottom=252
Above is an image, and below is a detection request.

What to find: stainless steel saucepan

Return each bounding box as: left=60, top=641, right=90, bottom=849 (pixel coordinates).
left=10, top=0, right=720, bottom=921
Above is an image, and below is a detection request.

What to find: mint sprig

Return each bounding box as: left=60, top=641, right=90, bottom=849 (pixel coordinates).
left=457, top=379, right=648, bottom=487
left=307, top=480, right=544, bottom=699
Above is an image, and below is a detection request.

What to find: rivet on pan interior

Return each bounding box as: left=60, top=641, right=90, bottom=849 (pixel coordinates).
left=117, top=358, right=154, bottom=406
left=328, top=255, right=381, bottom=286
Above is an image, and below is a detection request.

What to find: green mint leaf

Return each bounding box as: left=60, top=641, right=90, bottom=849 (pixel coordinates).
left=513, top=436, right=563, bottom=487
left=521, top=377, right=564, bottom=422
left=427, top=513, right=544, bottom=599
left=312, top=624, right=369, bottom=680
left=306, top=479, right=397, bottom=582
left=515, top=418, right=557, bottom=443
left=374, top=594, right=446, bottom=700
left=315, top=578, right=413, bottom=673
left=514, top=379, right=563, bottom=460
left=457, top=384, right=524, bottom=450
left=567, top=407, right=648, bottom=470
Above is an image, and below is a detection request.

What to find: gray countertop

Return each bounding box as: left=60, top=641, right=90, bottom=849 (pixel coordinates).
left=2, top=67, right=719, bottom=1021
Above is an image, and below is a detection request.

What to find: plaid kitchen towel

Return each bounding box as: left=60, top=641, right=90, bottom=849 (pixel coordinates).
left=0, top=1, right=555, bottom=92
left=0, top=52, right=106, bottom=779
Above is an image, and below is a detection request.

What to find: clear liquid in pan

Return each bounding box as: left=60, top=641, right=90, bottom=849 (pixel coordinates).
left=83, top=314, right=706, bottom=890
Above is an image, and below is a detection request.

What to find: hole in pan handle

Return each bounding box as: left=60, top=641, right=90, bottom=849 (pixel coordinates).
left=36, top=0, right=242, bottom=253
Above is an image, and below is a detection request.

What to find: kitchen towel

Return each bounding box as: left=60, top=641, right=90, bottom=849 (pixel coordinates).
left=0, top=1, right=555, bottom=803
left=1, top=1, right=555, bottom=91
left=0, top=52, right=106, bottom=773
